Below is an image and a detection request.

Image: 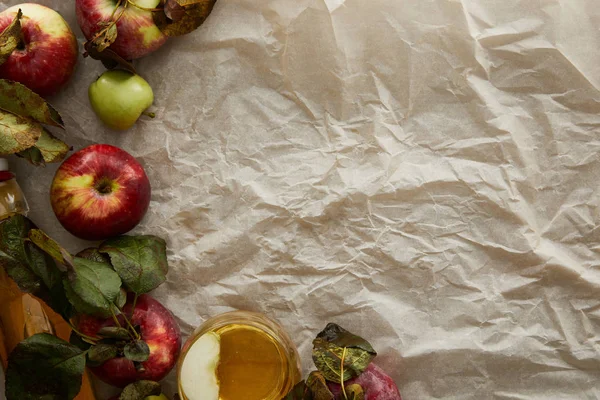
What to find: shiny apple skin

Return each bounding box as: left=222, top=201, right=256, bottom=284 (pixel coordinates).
left=50, top=144, right=151, bottom=241
left=76, top=0, right=167, bottom=60
left=0, top=3, right=78, bottom=96
left=78, top=294, right=182, bottom=388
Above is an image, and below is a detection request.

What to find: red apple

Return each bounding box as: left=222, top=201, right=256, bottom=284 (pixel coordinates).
left=0, top=3, right=78, bottom=96
left=78, top=294, right=181, bottom=388
left=76, top=0, right=167, bottom=60
left=50, top=144, right=151, bottom=241
left=328, top=363, right=402, bottom=400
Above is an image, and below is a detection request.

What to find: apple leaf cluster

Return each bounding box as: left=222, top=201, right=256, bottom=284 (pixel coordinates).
left=84, top=0, right=217, bottom=70
left=0, top=214, right=170, bottom=400
left=0, top=12, right=71, bottom=165
left=282, top=323, right=377, bottom=400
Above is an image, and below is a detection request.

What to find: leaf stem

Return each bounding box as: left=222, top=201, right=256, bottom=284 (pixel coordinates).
left=120, top=300, right=141, bottom=341
left=341, top=347, right=348, bottom=400
left=110, top=308, right=123, bottom=328
left=68, top=322, right=99, bottom=343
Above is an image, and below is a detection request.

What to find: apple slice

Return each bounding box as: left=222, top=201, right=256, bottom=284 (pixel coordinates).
left=180, top=332, right=221, bottom=400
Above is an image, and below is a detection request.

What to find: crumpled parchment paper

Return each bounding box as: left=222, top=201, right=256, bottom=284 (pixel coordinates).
left=5, top=0, right=600, bottom=398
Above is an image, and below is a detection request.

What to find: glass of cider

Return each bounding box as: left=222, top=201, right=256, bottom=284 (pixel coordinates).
left=177, top=311, right=302, bottom=400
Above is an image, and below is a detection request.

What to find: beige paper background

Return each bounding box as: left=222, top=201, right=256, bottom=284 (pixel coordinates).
left=4, top=0, right=600, bottom=398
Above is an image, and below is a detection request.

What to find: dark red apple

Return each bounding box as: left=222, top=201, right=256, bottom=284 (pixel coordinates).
left=50, top=144, right=151, bottom=241
left=78, top=294, right=181, bottom=388
left=328, top=363, right=402, bottom=400
left=76, top=0, right=167, bottom=60
left=0, top=3, right=78, bottom=96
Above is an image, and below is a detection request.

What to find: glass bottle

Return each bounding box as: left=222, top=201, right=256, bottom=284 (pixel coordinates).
left=178, top=311, right=302, bottom=400
left=0, top=158, right=96, bottom=400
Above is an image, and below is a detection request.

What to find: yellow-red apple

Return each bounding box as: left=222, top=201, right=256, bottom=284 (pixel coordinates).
left=50, top=144, right=151, bottom=241
left=0, top=3, right=78, bottom=96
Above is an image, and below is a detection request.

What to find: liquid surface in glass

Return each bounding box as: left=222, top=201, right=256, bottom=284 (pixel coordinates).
left=216, top=324, right=285, bottom=399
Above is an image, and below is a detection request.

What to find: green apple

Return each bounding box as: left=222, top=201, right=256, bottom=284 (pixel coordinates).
left=89, top=70, right=154, bottom=131
left=145, top=395, right=169, bottom=400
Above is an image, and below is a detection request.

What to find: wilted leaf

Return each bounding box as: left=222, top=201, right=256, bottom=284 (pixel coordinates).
left=120, top=380, right=161, bottom=400
left=0, top=10, right=23, bottom=66
left=63, top=257, right=122, bottom=317
left=84, top=40, right=137, bottom=74
left=16, top=145, right=43, bottom=165
left=154, top=0, right=217, bottom=37
left=0, top=79, right=64, bottom=127
left=312, top=324, right=376, bottom=383
left=316, top=323, right=376, bottom=354
left=33, top=128, right=71, bottom=162
left=5, top=333, right=86, bottom=400
left=92, top=23, right=118, bottom=53
left=0, top=109, right=43, bottom=155
left=306, top=371, right=334, bottom=400
left=29, top=228, right=69, bottom=265
left=124, top=340, right=150, bottom=362
left=100, top=235, right=168, bottom=295
left=346, top=384, right=365, bottom=400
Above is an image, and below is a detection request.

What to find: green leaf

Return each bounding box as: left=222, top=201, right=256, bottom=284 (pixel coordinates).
left=0, top=10, right=23, bottom=66
left=76, top=247, right=111, bottom=264
left=306, top=371, right=334, bottom=400
left=281, top=381, right=313, bottom=400
left=153, top=0, right=217, bottom=37
left=0, top=215, right=72, bottom=320
left=87, top=343, right=119, bottom=367
left=119, top=380, right=161, bottom=400
left=98, top=326, right=131, bottom=340
left=312, top=323, right=376, bottom=383
left=0, top=79, right=64, bottom=127
left=5, top=333, right=86, bottom=400
left=0, top=109, right=43, bottom=155
left=63, top=257, right=122, bottom=317
left=100, top=235, right=168, bottom=295
left=69, top=330, right=93, bottom=351
left=124, top=340, right=150, bottom=362
left=346, top=384, right=365, bottom=400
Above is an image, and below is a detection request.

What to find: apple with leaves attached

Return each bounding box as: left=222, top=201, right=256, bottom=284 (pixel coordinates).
left=328, top=363, right=402, bottom=400
left=78, top=294, right=181, bottom=388
left=0, top=3, right=78, bottom=96
left=76, top=0, right=167, bottom=60
left=50, top=144, right=151, bottom=241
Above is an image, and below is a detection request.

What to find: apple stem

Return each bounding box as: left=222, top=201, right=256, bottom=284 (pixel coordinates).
left=142, top=111, right=156, bottom=119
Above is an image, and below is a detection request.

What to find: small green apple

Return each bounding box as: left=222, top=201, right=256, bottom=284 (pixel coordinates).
left=145, top=395, right=169, bottom=400
left=89, top=70, right=154, bottom=131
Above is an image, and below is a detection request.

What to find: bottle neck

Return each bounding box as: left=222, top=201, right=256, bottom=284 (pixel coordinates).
left=0, top=171, right=14, bottom=182
left=0, top=158, right=11, bottom=182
